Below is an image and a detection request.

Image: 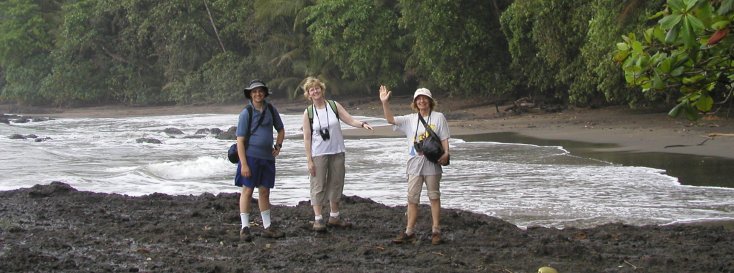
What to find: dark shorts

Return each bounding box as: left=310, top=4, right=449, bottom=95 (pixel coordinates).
left=234, top=157, right=276, bottom=189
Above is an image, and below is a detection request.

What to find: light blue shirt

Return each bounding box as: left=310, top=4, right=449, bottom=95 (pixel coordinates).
left=235, top=101, right=284, bottom=160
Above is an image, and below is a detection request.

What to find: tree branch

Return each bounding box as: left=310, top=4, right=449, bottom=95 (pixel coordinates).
left=100, top=45, right=130, bottom=64
left=204, top=0, right=226, bottom=53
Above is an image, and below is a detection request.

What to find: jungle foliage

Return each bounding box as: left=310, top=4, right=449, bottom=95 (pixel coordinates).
left=2, top=0, right=721, bottom=119
left=616, top=0, right=734, bottom=120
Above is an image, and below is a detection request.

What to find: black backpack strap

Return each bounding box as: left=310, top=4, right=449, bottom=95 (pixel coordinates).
left=307, top=100, right=339, bottom=134
left=307, top=104, right=314, bottom=133
left=418, top=112, right=437, bottom=136
left=328, top=100, right=339, bottom=120
left=249, top=103, right=269, bottom=136
left=244, top=105, right=254, bottom=148
left=244, top=103, right=276, bottom=150
left=268, top=103, right=277, bottom=129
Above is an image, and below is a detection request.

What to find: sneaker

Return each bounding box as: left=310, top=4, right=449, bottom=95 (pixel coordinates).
left=313, top=219, right=326, bottom=232
left=392, top=232, right=416, bottom=244
left=327, top=217, right=353, bottom=228
left=262, top=226, right=285, bottom=238
left=239, top=227, right=252, bottom=242
left=431, top=232, right=442, bottom=245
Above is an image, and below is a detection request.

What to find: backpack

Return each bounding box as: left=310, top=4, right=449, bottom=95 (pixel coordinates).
left=306, top=100, right=339, bottom=133
left=228, top=103, right=277, bottom=163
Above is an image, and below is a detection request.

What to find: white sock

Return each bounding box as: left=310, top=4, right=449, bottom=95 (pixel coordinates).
left=315, top=215, right=323, bottom=222
left=406, top=227, right=415, bottom=235
left=240, top=213, right=249, bottom=229
left=329, top=211, right=340, bottom=218
left=261, top=210, right=272, bottom=229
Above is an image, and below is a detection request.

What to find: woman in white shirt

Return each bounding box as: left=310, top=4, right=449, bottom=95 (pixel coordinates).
left=302, top=77, right=373, bottom=232
left=379, top=86, right=450, bottom=245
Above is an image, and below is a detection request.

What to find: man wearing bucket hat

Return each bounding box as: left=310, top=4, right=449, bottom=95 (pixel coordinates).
left=379, top=85, right=450, bottom=245
left=235, top=79, right=286, bottom=241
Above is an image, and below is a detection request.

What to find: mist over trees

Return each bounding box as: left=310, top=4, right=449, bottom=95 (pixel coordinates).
left=3, top=0, right=727, bottom=119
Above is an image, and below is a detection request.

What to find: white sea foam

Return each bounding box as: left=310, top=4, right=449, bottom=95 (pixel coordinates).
left=145, top=156, right=231, bottom=180
left=2, top=113, right=734, bottom=228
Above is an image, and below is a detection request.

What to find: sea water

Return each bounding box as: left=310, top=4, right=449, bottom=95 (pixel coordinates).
left=2, top=113, right=733, bottom=229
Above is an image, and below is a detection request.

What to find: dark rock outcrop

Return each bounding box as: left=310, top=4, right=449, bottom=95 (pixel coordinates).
left=163, top=127, right=184, bottom=135
left=136, top=138, right=162, bottom=144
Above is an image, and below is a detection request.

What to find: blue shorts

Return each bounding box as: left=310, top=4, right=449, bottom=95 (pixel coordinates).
left=234, top=157, right=276, bottom=189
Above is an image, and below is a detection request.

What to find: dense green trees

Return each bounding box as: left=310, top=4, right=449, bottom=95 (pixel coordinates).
left=400, top=0, right=513, bottom=97
left=0, top=0, right=58, bottom=105
left=501, top=0, right=666, bottom=106
left=305, top=0, right=404, bottom=92
left=1, top=0, right=725, bottom=117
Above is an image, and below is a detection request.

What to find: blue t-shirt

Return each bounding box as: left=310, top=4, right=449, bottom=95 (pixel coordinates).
left=235, top=101, right=284, bottom=161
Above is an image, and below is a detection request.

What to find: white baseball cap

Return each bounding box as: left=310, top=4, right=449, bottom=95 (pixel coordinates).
left=413, top=88, right=433, bottom=100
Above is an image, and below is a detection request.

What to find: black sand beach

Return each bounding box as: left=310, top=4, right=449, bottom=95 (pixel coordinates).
left=1, top=182, right=733, bottom=272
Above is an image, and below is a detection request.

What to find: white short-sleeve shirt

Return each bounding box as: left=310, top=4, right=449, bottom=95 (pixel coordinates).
left=310, top=103, right=346, bottom=157
left=393, top=111, right=450, bottom=175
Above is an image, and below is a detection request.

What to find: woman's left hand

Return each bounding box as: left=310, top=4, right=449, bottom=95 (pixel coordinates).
left=362, top=122, right=373, bottom=130
left=438, top=153, right=450, bottom=165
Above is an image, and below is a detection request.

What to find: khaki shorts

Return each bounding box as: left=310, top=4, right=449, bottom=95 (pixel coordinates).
left=310, top=153, right=345, bottom=205
left=407, top=174, right=441, bottom=204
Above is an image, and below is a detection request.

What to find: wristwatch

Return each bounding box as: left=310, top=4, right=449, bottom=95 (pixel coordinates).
left=274, top=143, right=283, bottom=150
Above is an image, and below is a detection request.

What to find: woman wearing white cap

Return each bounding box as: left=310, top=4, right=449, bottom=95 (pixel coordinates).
left=379, top=85, right=450, bottom=245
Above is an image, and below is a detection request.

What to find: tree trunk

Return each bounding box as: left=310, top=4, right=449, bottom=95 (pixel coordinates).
left=204, top=0, right=226, bottom=53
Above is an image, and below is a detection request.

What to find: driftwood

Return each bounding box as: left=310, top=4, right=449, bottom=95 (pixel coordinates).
left=708, top=133, right=734, bottom=137
left=664, top=133, right=734, bottom=148
left=503, top=97, right=535, bottom=114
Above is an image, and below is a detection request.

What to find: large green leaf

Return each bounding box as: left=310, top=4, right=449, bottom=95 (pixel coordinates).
left=683, top=0, right=699, bottom=11
left=711, top=20, right=730, bottom=30
left=671, top=65, right=686, bottom=76
left=694, top=94, right=714, bottom=111
left=685, top=14, right=705, bottom=33
left=665, top=24, right=680, bottom=43
left=679, top=18, right=696, bottom=47
left=659, top=57, right=672, bottom=73
left=632, top=40, right=644, bottom=53
left=668, top=0, right=687, bottom=13
left=653, top=26, right=667, bottom=43
left=652, top=73, right=665, bottom=90
left=644, top=28, right=654, bottom=43
left=613, top=51, right=630, bottom=63
left=672, top=53, right=690, bottom=67
left=659, top=14, right=683, bottom=29
left=682, top=74, right=704, bottom=84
